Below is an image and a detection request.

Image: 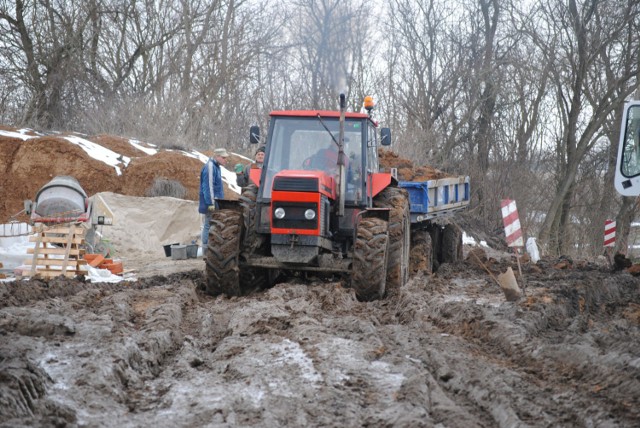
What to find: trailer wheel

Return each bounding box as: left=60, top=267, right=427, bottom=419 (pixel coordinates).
left=442, top=223, right=463, bottom=263
left=205, top=210, right=244, bottom=296
left=410, top=228, right=433, bottom=275
left=430, top=226, right=442, bottom=271
left=239, top=184, right=264, bottom=255
left=352, top=217, right=389, bottom=301
left=373, top=187, right=410, bottom=293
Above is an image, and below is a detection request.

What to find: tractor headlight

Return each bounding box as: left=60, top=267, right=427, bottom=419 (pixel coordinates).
left=274, top=207, right=286, bottom=219
left=304, top=209, right=316, bottom=220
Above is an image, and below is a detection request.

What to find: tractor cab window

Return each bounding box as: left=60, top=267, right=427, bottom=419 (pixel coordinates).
left=367, top=122, right=379, bottom=174
left=262, top=116, right=366, bottom=202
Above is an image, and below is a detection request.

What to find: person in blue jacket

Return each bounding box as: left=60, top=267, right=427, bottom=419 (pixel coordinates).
left=200, top=148, right=230, bottom=248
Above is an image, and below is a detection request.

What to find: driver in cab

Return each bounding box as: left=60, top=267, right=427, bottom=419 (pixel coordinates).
left=302, top=143, right=340, bottom=174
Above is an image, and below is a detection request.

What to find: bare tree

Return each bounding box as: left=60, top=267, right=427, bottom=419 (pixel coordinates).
left=285, top=0, right=373, bottom=110
left=0, top=0, right=94, bottom=127
left=2, top=0, right=639, bottom=262
left=386, top=0, right=466, bottom=164
left=531, top=0, right=639, bottom=255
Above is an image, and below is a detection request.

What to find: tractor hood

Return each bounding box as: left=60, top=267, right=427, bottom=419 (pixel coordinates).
left=271, top=170, right=336, bottom=200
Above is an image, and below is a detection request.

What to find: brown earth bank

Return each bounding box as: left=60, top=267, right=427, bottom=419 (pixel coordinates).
left=0, top=254, right=639, bottom=427
left=0, top=128, right=245, bottom=223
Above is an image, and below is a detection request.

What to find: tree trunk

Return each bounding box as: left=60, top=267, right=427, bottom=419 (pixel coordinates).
left=615, top=197, right=639, bottom=256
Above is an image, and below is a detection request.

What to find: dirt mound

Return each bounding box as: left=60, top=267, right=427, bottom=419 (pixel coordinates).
left=0, top=136, right=120, bottom=222
left=0, top=127, right=238, bottom=223
left=378, top=149, right=453, bottom=181
left=120, top=151, right=203, bottom=200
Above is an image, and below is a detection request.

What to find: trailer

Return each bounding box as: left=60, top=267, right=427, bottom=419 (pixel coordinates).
left=399, top=176, right=470, bottom=274
left=400, top=176, right=470, bottom=222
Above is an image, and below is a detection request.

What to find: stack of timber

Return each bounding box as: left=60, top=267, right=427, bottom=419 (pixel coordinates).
left=24, top=223, right=88, bottom=278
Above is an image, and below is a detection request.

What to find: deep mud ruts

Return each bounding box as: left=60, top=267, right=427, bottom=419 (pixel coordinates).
left=1, top=260, right=639, bottom=427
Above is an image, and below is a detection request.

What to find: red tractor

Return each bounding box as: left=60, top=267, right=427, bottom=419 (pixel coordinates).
left=205, top=95, right=468, bottom=301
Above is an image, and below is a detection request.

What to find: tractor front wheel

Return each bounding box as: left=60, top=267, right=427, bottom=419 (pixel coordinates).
left=351, top=217, right=389, bottom=301
left=239, top=184, right=264, bottom=255
left=205, top=210, right=244, bottom=296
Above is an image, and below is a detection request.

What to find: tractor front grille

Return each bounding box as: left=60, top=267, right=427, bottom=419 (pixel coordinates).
left=273, top=177, right=319, bottom=192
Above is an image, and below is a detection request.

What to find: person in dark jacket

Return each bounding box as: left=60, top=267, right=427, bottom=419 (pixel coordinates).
left=199, top=148, right=229, bottom=247
left=235, top=146, right=265, bottom=187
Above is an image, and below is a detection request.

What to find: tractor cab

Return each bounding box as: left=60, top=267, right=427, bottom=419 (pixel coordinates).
left=254, top=111, right=381, bottom=207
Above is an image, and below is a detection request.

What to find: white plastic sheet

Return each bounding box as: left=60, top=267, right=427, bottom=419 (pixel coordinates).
left=526, top=237, right=540, bottom=263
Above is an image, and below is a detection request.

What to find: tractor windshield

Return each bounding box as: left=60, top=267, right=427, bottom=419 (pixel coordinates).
left=262, top=116, right=366, bottom=201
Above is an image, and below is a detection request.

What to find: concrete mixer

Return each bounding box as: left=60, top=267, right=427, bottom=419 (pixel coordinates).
left=27, top=176, right=90, bottom=223
left=24, top=176, right=114, bottom=254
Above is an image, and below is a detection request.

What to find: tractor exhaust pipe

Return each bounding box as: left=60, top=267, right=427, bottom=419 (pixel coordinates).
left=338, top=93, right=346, bottom=217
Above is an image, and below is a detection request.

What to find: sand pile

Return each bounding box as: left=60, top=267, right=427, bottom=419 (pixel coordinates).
left=95, top=192, right=202, bottom=257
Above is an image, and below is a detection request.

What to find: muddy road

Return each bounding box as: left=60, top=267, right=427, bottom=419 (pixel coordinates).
left=1, top=255, right=639, bottom=427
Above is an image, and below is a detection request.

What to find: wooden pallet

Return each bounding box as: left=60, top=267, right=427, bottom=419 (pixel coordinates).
left=24, top=224, right=88, bottom=278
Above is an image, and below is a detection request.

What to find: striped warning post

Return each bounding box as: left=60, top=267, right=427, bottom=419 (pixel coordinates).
left=604, top=219, right=616, bottom=247
left=501, top=199, right=524, bottom=247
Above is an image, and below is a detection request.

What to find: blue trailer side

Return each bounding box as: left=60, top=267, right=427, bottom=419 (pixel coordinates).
left=399, top=176, right=470, bottom=223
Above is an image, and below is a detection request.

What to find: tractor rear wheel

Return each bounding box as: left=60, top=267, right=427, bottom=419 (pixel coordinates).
left=373, top=187, right=410, bottom=293
left=205, top=210, right=244, bottom=296
left=351, top=217, right=389, bottom=301
left=410, top=228, right=433, bottom=275
left=442, top=223, right=463, bottom=263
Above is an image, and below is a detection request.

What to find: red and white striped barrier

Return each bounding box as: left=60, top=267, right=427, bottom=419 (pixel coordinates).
left=604, top=219, right=616, bottom=247
left=501, top=199, right=523, bottom=247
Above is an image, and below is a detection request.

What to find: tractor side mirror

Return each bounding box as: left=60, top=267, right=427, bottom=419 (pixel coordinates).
left=250, top=125, right=260, bottom=145
left=380, top=128, right=391, bottom=146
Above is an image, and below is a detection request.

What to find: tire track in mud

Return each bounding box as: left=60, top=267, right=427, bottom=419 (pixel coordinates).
left=1, top=263, right=639, bottom=427
left=0, top=272, right=204, bottom=427
left=395, top=266, right=640, bottom=427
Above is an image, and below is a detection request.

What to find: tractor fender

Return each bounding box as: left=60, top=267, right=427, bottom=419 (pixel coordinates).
left=352, top=207, right=391, bottom=255
left=217, top=199, right=243, bottom=213
left=356, top=207, right=390, bottom=224
left=249, top=167, right=261, bottom=186
left=368, top=172, right=397, bottom=199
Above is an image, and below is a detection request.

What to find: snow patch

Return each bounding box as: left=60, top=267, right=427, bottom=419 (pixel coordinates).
left=0, top=129, right=36, bottom=140
left=63, top=135, right=130, bottom=176
left=129, top=139, right=158, bottom=155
